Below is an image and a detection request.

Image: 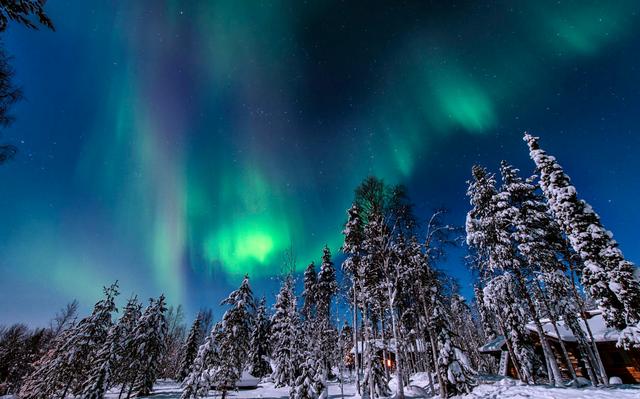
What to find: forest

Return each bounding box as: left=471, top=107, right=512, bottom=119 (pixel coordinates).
left=2, top=133, right=640, bottom=398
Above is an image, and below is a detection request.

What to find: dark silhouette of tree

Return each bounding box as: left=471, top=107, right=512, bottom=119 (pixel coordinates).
left=0, top=0, right=53, bottom=163
left=0, top=0, right=54, bottom=31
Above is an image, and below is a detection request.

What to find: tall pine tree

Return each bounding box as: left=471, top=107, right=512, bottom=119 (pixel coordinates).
left=525, top=133, right=640, bottom=348
left=176, top=314, right=202, bottom=382
left=249, top=297, right=272, bottom=379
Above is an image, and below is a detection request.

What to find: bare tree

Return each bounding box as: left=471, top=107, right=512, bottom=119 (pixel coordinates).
left=49, top=299, right=79, bottom=339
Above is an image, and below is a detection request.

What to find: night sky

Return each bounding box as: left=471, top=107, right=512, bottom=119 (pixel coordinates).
left=2, top=1, right=640, bottom=325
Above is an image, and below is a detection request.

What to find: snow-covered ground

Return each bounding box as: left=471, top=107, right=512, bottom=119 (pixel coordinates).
left=3, top=376, right=638, bottom=399
left=100, top=376, right=640, bottom=399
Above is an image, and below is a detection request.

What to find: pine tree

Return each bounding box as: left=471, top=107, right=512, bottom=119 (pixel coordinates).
left=316, top=246, right=338, bottom=320
left=433, top=303, right=476, bottom=396
left=271, top=276, right=303, bottom=387
left=180, top=323, right=222, bottom=399
left=483, top=274, right=539, bottom=384
left=19, top=283, right=119, bottom=399
left=129, top=295, right=168, bottom=398
left=80, top=322, right=122, bottom=399
left=214, top=275, right=256, bottom=398
left=499, top=161, right=580, bottom=383
left=249, top=297, right=272, bottom=379
left=473, top=285, right=496, bottom=342
left=112, top=296, right=142, bottom=398
left=289, top=357, right=324, bottom=399
left=467, top=164, right=564, bottom=385
left=314, top=245, right=338, bottom=392
left=341, top=203, right=364, bottom=393
left=360, top=353, right=389, bottom=399
left=525, top=133, right=640, bottom=348
left=302, top=262, right=318, bottom=321
left=176, top=314, right=202, bottom=382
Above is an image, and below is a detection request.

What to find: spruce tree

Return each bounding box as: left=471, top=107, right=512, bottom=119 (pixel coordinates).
left=176, top=314, right=202, bottom=382
left=112, top=296, right=142, bottom=398
left=19, top=282, right=119, bottom=399
left=360, top=353, right=389, bottom=399
left=341, top=203, right=364, bottom=393
left=80, top=322, right=122, bottom=399
left=180, top=323, right=222, bottom=399
left=483, top=274, right=538, bottom=384
left=302, top=262, right=318, bottom=322
left=433, top=304, right=476, bottom=396
left=214, top=275, right=256, bottom=398
left=249, top=297, right=272, bottom=379
left=467, top=164, right=563, bottom=385
left=525, top=133, right=640, bottom=348
left=289, top=357, right=324, bottom=399
left=271, top=276, right=303, bottom=387
left=473, top=285, right=496, bottom=342
left=129, top=295, right=168, bottom=398
left=315, top=245, right=338, bottom=392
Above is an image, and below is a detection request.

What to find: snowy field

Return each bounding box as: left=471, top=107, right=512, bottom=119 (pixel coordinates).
left=3, top=375, right=638, bottom=399
left=94, top=376, right=640, bottom=399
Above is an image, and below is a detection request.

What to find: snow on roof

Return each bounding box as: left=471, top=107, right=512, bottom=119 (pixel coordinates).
left=350, top=338, right=427, bottom=354
left=478, top=335, right=506, bottom=353
left=525, top=310, right=620, bottom=343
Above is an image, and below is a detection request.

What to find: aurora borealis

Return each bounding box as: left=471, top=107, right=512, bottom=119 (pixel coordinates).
left=2, top=1, right=640, bottom=324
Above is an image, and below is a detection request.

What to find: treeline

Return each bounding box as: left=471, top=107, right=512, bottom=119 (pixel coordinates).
left=467, top=133, right=640, bottom=387
left=5, top=133, right=638, bottom=398
left=2, top=176, right=488, bottom=399
left=179, top=177, right=488, bottom=399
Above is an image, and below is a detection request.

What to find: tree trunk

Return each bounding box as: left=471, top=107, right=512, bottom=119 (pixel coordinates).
left=126, top=375, right=137, bottom=399
left=568, top=254, right=608, bottom=386
left=353, top=284, right=361, bottom=395
left=496, top=316, right=524, bottom=383
left=426, top=364, right=435, bottom=396
left=379, top=309, right=390, bottom=381
left=427, top=328, right=446, bottom=398
left=362, top=307, right=374, bottom=399
left=513, top=270, right=563, bottom=386
left=386, top=281, right=404, bottom=399
left=118, top=381, right=128, bottom=399
left=534, top=282, right=578, bottom=383
left=580, top=309, right=608, bottom=386
left=421, top=299, right=446, bottom=398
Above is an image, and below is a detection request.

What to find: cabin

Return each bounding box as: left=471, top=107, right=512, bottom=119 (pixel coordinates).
left=350, top=338, right=427, bottom=371
left=478, top=310, right=640, bottom=383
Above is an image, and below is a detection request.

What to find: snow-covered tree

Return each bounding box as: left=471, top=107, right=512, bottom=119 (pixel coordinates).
left=19, top=282, right=119, bottom=399
left=289, top=357, right=324, bottom=399
left=112, top=296, right=142, bottom=398
left=249, top=297, right=272, bottom=379
left=181, top=323, right=222, bottom=399
left=176, top=314, right=202, bottom=382
left=302, top=262, right=318, bottom=321
left=525, top=133, right=640, bottom=349
left=360, top=353, right=389, bottom=399
left=129, top=295, right=168, bottom=398
left=433, top=303, right=476, bottom=396
left=341, top=203, right=364, bottom=392
left=214, top=275, right=256, bottom=398
left=483, top=274, right=539, bottom=384
left=271, top=276, right=303, bottom=387
left=80, top=321, right=122, bottom=399
left=316, top=246, right=338, bottom=319
left=467, top=164, right=564, bottom=385
left=314, top=245, right=338, bottom=391
left=473, top=285, right=496, bottom=342
left=0, top=325, right=49, bottom=395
